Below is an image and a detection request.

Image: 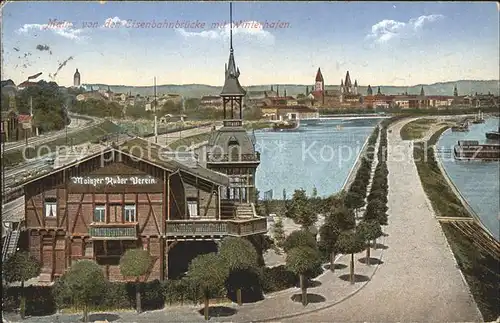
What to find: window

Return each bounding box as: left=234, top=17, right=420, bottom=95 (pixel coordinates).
left=94, top=205, right=106, bottom=223
left=44, top=198, right=57, bottom=218
left=187, top=199, right=198, bottom=217
left=124, top=204, right=136, bottom=222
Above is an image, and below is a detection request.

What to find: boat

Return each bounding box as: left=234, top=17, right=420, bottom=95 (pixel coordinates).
left=471, top=110, right=485, bottom=124
left=451, top=124, right=469, bottom=132
left=486, top=127, right=500, bottom=140
left=454, top=140, right=500, bottom=161
left=272, top=119, right=300, bottom=131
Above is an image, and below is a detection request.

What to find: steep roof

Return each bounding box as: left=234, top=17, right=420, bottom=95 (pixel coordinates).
left=315, top=68, right=324, bottom=82
left=220, top=50, right=246, bottom=97
left=344, top=71, right=352, bottom=88
left=22, top=138, right=229, bottom=188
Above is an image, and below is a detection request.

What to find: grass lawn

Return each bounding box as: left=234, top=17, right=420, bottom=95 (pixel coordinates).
left=413, top=125, right=499, bottom=321
left=3, top=120, right=122, bottom=167
left=400, top=118, right=437, bottom=140
left=413, top=126, right=468, bottom=217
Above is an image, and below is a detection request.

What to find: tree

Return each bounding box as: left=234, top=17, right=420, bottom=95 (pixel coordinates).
left=367, top=189, right=388, bottom=203
left=344, top=191, right=365, bottom=214
left=273, top=216, right=286, bottom=248
left=218, top=237, right=258, bottom=305
left=335, top=231, right=365, bottom=284
left=53, top=260, right=107, bottom=322
left=356, top=220, right=384, bottom=264
left=366, top=199, right=388, bottom=216
left=312, top=186, right=318, bottom=198
left=3, top=252, right=41, bottom=319
left=288, top=189, right=317, bottom=229
left=318, top=214, right=341, bottom=271
left=331, top=207, right=356, bottom=231
left=187, top=253, right=228, bottom=320
left=119, top=248, right=153, bottom=313
left=283, top=230, right=317, bottom=253
left=285, top=247, right=322, bottom=306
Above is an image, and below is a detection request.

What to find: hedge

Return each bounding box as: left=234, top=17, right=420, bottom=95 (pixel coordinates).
left=2, top=265, right=324, bottom=315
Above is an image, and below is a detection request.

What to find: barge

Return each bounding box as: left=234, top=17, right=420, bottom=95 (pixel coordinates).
left=485, top=127, right=500, bottom=141
left=272, top=119, right=300, bottom=131
left=454, top=140, right=500, bottom=161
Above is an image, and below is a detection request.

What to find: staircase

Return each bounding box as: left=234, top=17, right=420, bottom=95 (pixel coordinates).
left=2, top=230, right=20, bottom=262
left=220, top=201, right=235, bottom=219
left=235, top=203, right=255, bottom=218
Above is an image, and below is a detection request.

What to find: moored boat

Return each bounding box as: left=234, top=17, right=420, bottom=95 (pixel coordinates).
left=272, top=119, right=300, bottom=131
left=472, top=110, right=485, bottom=124
left=454, top=140, right=500, bottom=161
left=486, top=127, right=500, bottom=140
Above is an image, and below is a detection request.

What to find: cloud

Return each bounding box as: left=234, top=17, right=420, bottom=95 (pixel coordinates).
left=366, top=14, right=444, bottom=44
left=102, top=17, right=129, bottom=28
left=17, top=22, right=86, bottom=41
left=175, top=20, right=275, bottom=44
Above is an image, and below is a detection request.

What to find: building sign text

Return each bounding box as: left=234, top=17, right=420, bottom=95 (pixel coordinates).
left=70, top=175, right=158, bottom=187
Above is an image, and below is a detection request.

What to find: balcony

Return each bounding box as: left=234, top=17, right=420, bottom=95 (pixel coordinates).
left=166, top=217, right=267, bottom=238
left=206, top=152, right=260, bottom=163
left=89, top=222, right=139, bottom=240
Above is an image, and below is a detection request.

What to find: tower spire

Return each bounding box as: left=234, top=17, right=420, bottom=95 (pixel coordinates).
left=230, top=2, right=233, bottom=53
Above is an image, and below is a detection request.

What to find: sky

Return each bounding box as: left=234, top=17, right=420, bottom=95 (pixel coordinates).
left=1, top=1, right=499, bottom=87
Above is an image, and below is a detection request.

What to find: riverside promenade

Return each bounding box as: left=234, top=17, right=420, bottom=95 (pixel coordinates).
left=288, top=118, right=483, bottom=322
left=3, top=119, right=484, bottom=323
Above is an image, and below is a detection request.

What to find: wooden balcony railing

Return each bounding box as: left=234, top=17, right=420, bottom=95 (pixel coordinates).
left=89, top=222, right=139, bottom=240
left=166, top=217, right=267, bottom=237
left=223, top=120, right=243, bottom=127
left=206, top=152, right=260, bottom=162
left=165, top=220, right=228, bottom=236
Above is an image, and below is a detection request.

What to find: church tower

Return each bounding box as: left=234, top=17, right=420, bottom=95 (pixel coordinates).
left=314, top=68, right=324, bottom=92
left=420, top=86, right=425, bottom=96
left=344, top=71, right=352, bottom=93
left=73, top=68, right=81, bottom=87
left=367, top=85, right=373, bottom=96
left=354, top=80, right=358, bottom=95
left=453, top=84, right=458, bottom=96
left=205, top=2, right=260, bottom=205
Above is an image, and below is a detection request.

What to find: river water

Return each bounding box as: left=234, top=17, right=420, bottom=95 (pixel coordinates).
left=436, top=117, right=500, bottom=240
left=254, top=118, right=383, bottom=199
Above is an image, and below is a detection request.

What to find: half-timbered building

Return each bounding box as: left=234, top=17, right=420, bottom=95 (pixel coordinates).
left=23, top=138, right=267, bottom=283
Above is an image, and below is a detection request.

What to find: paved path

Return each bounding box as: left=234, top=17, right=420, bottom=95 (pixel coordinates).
left=286, top=118, right=483, bottom=322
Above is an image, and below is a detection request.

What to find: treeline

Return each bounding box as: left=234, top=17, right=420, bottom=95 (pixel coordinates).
left=3, top=81, right=68, bottom=133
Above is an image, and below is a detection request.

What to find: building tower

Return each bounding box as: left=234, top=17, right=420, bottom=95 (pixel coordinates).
left=354, top=80, right=358, bottom=95
left=453, top=84, right=458, bottom=96
left=315, top=68, right=324, bottom=92
left=340, top=79, right=344, bottom=93
left=206, top=2, right=260, bottom=206
left=377, top=86, right=382, bottom=95
left=420, top=86, right=425, bottom=96
left=367, top=85, right=373, bottom=96
left=73, top=68, right=81, bottom=87
left=344, top=71, right=352, bottom=93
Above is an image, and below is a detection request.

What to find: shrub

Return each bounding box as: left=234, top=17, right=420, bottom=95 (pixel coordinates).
left=260, top=266, right=298, bottom=293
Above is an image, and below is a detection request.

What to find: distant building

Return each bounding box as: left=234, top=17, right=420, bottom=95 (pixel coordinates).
left=73, top=69, right=81, bottom=87
left=200, top=95, right=223, bottom=110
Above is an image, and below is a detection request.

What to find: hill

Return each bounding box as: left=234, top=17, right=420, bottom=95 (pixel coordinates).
left=80, top=80, right=497, bottom=98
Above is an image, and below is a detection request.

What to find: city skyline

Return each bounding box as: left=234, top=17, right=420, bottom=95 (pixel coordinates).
left=2, top=1, right=499, bottom=87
